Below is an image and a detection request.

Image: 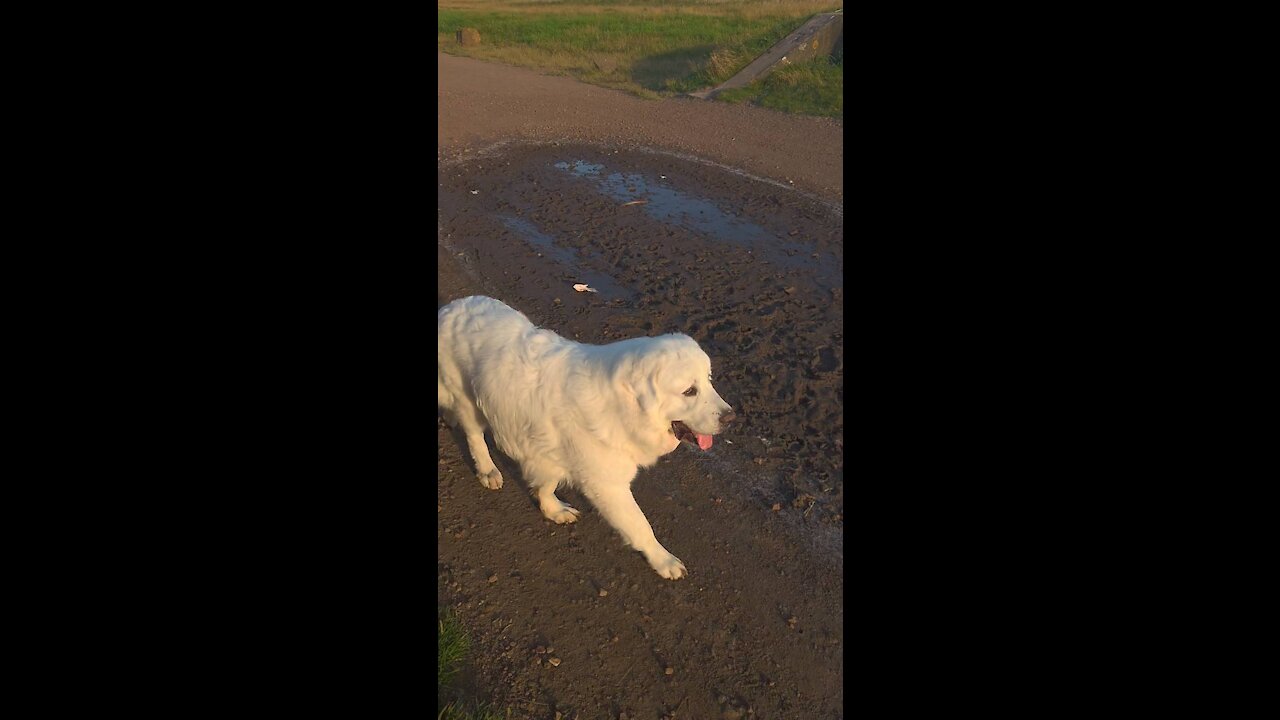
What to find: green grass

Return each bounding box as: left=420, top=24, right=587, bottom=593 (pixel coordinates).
left=438, top=609, right=469, bottom=693
left=437, top=0, right=842, bottom=111
left=438, top=609, right=508, bottom=720
left=716, top=54, right=843, bottom=118
left=439, top=702, right=507, bottom=720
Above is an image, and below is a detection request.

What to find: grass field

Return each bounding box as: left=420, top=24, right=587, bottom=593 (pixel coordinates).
left=716, top=53, right=842, bottom=117
left=437, top=0, right=842, bottom=116
left=439, top=609, right=507, bottom=720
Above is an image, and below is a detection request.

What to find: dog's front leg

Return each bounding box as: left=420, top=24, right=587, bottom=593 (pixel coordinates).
left=584, top=483, right=686, bottom=580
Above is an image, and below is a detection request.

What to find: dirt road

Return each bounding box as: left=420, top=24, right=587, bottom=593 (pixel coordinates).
left=438, top=52, right=843, bottom=201
left=438, top=52, right=844, bottom=720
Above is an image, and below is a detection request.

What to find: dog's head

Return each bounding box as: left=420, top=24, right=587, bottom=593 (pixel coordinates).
left=618, top=334, right=735, bottom=454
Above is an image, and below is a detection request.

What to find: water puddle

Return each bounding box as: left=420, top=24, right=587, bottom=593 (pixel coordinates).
left=554, top=160, right=772, bottom=246
left=553, top=159, right=830, bottom=278
left=498, top=215, right=634, bottom=300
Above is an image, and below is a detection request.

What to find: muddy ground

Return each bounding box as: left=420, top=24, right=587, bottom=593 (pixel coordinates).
left=439, top=53, right=843, bottom=720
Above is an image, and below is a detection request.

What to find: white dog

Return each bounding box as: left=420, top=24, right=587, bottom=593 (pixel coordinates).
left=438, top=296, right=735, bottom=579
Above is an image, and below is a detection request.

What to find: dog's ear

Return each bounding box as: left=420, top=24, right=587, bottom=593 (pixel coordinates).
left=615, top=358, right=660, bottom=416
left=635, top=382, right=656, bottom=414
left=620, top=378, right=657, bottom=414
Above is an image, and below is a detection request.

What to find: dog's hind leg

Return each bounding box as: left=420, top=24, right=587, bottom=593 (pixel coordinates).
left=535, top=481, right=581, bottom=525
left=582, top=483, right=686, bottom=580
left=525, top=465, right=579, bottom=524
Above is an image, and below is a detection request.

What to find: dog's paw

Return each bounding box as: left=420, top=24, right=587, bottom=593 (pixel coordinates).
left=544, top=504, right=581, bottom=524
left=477, top=469, right=503, bottom=490
left=648, top=551, right=687, bottom=580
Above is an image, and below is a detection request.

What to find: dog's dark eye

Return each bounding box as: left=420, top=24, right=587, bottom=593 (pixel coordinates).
left=683, top=386, right=697, bottom=397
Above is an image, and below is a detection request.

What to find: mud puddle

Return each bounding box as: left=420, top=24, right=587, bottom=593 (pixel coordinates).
left=438, top=142, right=844, bottom=528
left=550, top=158, right=838, bottom=287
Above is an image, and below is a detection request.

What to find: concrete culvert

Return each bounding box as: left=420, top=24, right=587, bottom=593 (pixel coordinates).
left=691, top=11, right=843, bottom=100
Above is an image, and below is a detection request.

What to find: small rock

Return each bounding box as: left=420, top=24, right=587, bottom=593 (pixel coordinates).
left=789, top=229, right=799, bottom=236
left=787, top=616, right=798, bottom=628
left=664, top=666, right=674, bottom=675
left=772, top=503, right=782, bottom=511
left=599, top=589, right=609, bottom=597
left=548, top=657, right=561, bottom=667
left=784, top=287, right=796, bottom=294
left=488, top=574, right=498, bottom=583
left=535, top=645, right=547, bottom=654
left=591, top=55, right=618, bottom=73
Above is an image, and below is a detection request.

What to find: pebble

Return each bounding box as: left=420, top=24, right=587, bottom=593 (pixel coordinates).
left=599, top=589, right=609, bottom=597
left=488, top=574, right=498, bottom=583
left=664, top=666, right=674, bottom=675
left=548, top=657, right=561, bottom=667
left=772, top=503, right=782, bottom=511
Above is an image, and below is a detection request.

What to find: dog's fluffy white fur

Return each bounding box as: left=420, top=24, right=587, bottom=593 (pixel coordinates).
left=438, top=295, right=734, bottom=579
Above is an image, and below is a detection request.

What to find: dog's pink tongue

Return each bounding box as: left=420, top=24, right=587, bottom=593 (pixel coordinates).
left=697, top=433, right=713, bottom=450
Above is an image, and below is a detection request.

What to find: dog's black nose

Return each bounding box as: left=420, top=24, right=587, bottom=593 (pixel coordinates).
left=720, top=411, right=736, bottom=425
